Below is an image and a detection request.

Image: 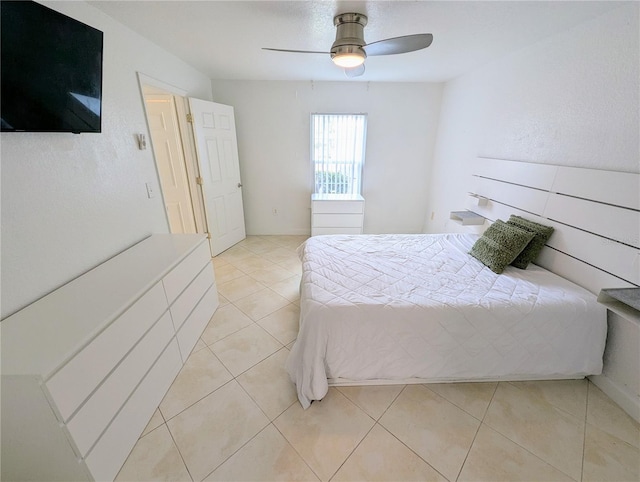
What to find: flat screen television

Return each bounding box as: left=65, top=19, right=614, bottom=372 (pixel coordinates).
left=1, top=1, right=104, bottom=133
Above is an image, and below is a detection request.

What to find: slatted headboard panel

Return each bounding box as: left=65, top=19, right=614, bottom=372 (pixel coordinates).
left=468, top=158, right=640, bottom=294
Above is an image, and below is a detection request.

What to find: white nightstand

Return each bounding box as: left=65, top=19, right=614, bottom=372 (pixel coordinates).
left=311, top=193, right=365, bottom=236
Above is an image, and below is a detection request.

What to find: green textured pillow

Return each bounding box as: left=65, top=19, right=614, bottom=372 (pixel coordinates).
left=469, top=220, right=535, bottom=274
left=507, top=215, right=554, bottom=269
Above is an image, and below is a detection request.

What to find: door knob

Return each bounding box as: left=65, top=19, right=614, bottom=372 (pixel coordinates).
left=237, top=183, right=243, bottom=188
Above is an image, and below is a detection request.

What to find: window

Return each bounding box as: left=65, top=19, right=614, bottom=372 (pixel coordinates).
left=311, top=114, right=367, bottom=195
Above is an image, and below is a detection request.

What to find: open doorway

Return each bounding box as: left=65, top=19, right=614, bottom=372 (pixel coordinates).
left=137, top=74, right=247, bottom=256
left=138, top=74, right=207, bottom=236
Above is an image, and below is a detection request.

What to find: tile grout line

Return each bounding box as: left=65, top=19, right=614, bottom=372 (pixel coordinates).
left=455, top=424, right=482, bottom=482
left=378, top=383, right=408, bottom=421
left=454, top=381, right=502, bottom=482
left=158, top=345, right=235, bottom=423
left=161, top=375, right=237, bottom=424
left=479, top=423, right=582, bottom=482
left=270, top=418, right=323, bottom=482
left=234, top=346, right=294, bottom=421
left=218, top=279, right=268, bottom=304
left=199, top=421, right=273, bottom=481
left=483, top=382, right=583, bottom=482
left=421, top=382, right=498, bottom=423
left=481, top=381, right=500, bottom=422
left=199, top=304, right=254, bottom=347
left=375, top=385, right=452, bottom=481
left=504, top=379, right=590, bottom=422
left=137, top=407, right=167, bottom=440
left=377, top=424, right=450, bottom=480
left=453, top=401, right=487, bottom=482
left=326, top=416, right=378, bottom=481
left=182, top=322, right=296, bottom=480
left=231, top=288, right=293, bottom=322
left=167, top=321, right=286, bottom=480
left=334, top=384, right=405, bottom=423
left=134, top=343, right=230, bottom=481
left=377, top=384, right=406, bottom=421
left=164, top=418, right=196, bottom=482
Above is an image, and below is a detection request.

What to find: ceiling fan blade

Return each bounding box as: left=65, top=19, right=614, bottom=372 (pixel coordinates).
left=262, top=48, right=329, bottom=54
left=364, top=33, right=433, bottom=56
left=344, top=64, right=365, bottom=78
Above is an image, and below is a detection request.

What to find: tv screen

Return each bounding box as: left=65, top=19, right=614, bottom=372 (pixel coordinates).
left=1, top=1, right=103, bottom=133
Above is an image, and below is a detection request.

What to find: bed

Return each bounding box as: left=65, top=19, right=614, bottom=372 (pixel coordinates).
left=286, top=232, right=607, bottom=409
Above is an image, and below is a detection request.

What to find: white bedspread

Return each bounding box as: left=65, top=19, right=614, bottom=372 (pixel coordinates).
left=287, top=233, right=607, bottom=409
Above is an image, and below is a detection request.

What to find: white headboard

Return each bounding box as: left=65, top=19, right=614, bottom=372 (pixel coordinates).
left=468, top=158, right=640, bottom=295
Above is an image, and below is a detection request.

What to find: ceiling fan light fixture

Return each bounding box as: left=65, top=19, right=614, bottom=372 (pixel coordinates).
left=262, top=11, right=432, bottom=77
left=331, top=45, right=366, bottom=68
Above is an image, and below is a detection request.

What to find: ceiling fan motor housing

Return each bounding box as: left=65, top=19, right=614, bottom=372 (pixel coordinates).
left=331, top=12, right=368, bottom=60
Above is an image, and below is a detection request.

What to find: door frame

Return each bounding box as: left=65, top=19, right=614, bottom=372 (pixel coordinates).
left=137, top=73, right=209, bottom=236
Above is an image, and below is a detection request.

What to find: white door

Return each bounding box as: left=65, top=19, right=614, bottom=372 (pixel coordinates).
left=189, top=98, right=246, bottom=255
left=145, top=94, right=197, bottom=233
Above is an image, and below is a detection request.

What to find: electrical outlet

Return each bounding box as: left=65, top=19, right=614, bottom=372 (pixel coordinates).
left=145, top=182, right=155, bottom=199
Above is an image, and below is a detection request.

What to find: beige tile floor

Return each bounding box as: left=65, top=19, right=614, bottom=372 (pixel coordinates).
left=116, top=235, right=640, bottom=482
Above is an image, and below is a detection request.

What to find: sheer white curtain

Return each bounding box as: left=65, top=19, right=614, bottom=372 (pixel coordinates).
left=311, top=114, right=367, bottom=195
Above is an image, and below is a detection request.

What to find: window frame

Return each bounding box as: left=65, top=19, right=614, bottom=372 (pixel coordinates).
left=310, top=113, right=368, bottom=196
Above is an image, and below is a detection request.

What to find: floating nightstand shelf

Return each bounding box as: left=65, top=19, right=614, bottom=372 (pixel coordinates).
left=450, top=210, right=485, bottom=226
left=468, top=193, right=489, bottom=206
left=597, top=287, right=640, bottom=323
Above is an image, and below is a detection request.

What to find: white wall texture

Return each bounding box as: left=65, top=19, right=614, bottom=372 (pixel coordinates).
left=209, top=81, right=443, bottom=235
left=424, top=3, right=639, bottom=419
left=1, top=1, right=213, bottom=318
left=424, top=2, right=639, bottom=234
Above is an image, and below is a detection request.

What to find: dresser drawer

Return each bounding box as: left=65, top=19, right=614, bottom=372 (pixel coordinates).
left=312, top=227, right=363, bottom=236
left=66, top=312, right=175, bottom=456
left=312, top=213, right=363, bottom=228
left=312, top=201, right=364, bottom=214
left=163, top=241, right=211, bottom=304
left=45, top=282, right=168, bottom=422
left=170, top=263, right=215, bottom=333
left=176, top=284, right=219, bottom=360
left=84, top=340, right=182, bottom=482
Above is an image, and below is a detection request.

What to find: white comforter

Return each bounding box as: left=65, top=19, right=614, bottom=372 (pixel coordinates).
left=287, top=233, right=607, bottom=409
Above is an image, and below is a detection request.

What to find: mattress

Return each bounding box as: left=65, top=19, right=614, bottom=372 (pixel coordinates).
left=287, top=233, right=607, bottom=409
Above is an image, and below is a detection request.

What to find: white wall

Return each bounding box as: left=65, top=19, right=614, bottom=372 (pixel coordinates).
left=425, top=2, right=639, bottom=234
left=210, top=81, right=443, bottom=235
left=1, top=1, right=213, bottom=318
left=425, top=3, right=639, bottom=419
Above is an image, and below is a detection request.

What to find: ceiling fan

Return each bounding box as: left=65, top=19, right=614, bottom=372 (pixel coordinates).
left=263, top=12, right=433, bottom=78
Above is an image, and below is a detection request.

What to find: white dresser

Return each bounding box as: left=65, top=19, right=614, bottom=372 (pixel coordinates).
left=1, top=234, right=218, bottom=481
left=311, top=193, right=365, bottom=236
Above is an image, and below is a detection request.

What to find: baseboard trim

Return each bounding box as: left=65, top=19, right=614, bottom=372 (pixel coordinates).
left=246, top=229, right=311, bottom=236
left=589, top=374, right=640, bottom=423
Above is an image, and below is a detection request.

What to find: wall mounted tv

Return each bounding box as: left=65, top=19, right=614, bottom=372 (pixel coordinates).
left=1, top=1, right=104, bottom=133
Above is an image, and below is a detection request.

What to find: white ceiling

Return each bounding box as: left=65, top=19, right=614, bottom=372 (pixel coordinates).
left=90, top=1, right=622, bottom=83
